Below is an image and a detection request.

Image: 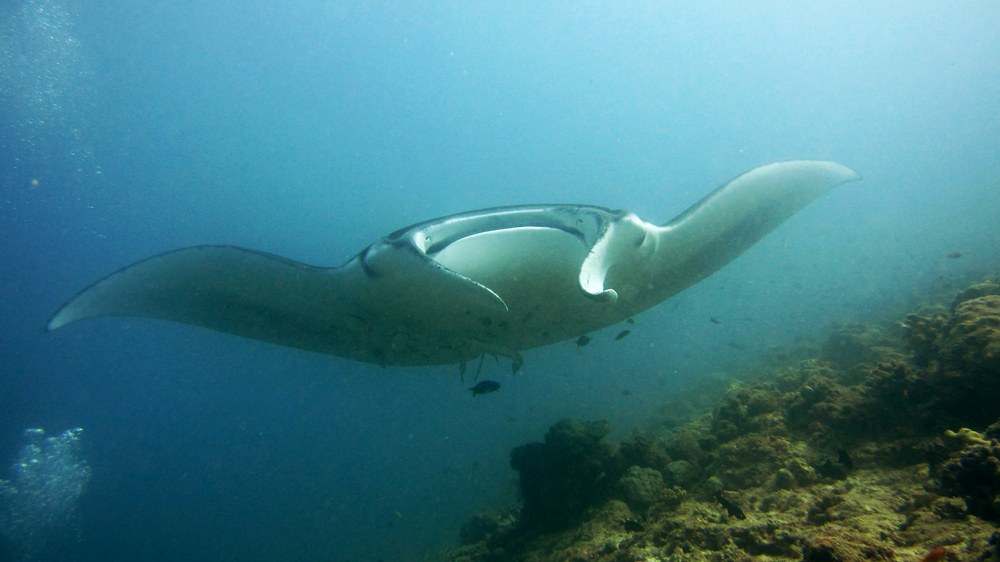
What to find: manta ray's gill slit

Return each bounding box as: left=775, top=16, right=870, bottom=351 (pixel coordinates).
left=356, top=246, right=379, bottom=277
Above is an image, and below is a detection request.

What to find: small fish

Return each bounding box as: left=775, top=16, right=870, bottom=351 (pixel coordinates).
left=575, top=335, right=592, bottom=348
left=511, top=356, right=523, bottom=375
left=615, top=329, right=631, bottom=340
left=626, top=318, right=635, bottom=324
left=947, top=251, right=962, bottom=259
left=921, top=546, right=947, bottom=562
left=837, top=449, right=854, bottom=471
left=468, top=380, right=501, bottom=396
left=710, top=317, right=721, bottom=324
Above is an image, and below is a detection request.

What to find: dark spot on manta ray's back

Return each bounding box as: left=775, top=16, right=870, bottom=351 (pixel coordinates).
left=574, top=335, right=591, bottom=348
left=615, top=329, right=631, bottom=340
left=468, top=380, right=500, bottom=396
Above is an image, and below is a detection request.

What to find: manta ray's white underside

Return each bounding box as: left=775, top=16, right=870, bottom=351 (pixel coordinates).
left=47, top=160, right=860, bottom=368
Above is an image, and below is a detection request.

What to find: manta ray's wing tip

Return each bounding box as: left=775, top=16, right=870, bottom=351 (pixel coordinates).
left=793, top=159, right=862, bottom=183
left=46, top=305, right=74, bottom=332
left=823, top=160, right=861, bottom=182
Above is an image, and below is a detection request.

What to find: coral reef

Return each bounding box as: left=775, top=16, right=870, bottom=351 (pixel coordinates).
left=942, top=295, right=1000, bottom=375
left=935, top=428, right=1000, bottom=521
left=617, top=466, right=665, bottom=513
left=445, top=276, right=1000, bottom=562
left=508, top=419, right=625, bottom=530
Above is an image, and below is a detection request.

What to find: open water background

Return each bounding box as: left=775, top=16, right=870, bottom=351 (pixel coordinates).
left=1, top=2, right=999, bottom=560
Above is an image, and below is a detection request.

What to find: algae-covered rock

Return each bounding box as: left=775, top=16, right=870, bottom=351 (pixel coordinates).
left=821, top=323, right=901, bottom=369
left=458, top=508, right=517, bottom=545
left=900, top=308, right=950, bottom=367
left=706, top=432, right=795, bottom=489
left=617, top=465, right=664, bottom=512
left=951, top=278, right=1000, bottom=308
left=773, top=468, right=797, bottom=490
left=618, top=433, right=672, bottom=474
left=986, top=419, right=1000, bottom=441
left=665, top=459, right=698, bottom=487
left=710, top=382, right=784, bottom=443
left=662, top=427, right=706, bottom=466
left=784, top=457, right=818, bottom=487
left=784, top=370, right=866, bottom=442
left=938, top=433, right=1000, bottom=521
left=509, top=418, right=624, bottom=530
left=941, top=295, right=1000, bottom=375
left=801, top=529, right=894, bottom=561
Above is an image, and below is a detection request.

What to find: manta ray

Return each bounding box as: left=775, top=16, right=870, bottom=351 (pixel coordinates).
left=48, top=160, right=860, bottom=370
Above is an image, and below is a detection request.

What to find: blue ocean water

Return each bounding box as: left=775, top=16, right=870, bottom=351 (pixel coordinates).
left=1, top=1, right=998, bottom=560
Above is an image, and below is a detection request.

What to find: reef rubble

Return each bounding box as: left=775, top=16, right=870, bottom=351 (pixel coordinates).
left=444, top=276, right=1000, bottom=562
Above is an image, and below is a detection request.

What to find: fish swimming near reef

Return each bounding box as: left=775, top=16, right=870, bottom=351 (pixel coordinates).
left=47, top=161, right=860, bottom=370
left=921, top=546, right=947, bottom=562
left=468, top=380, right=501, bottom=396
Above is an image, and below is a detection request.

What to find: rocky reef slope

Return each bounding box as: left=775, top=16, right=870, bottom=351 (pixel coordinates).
left=445, top=277, right=1000, bottom=562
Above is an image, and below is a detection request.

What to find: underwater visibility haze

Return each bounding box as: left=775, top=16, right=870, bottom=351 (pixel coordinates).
left=1, top=2, right=999, bottom=561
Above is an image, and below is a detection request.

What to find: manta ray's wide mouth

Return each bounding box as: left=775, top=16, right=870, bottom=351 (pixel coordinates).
left=399, top=205, right=610, bottom=256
